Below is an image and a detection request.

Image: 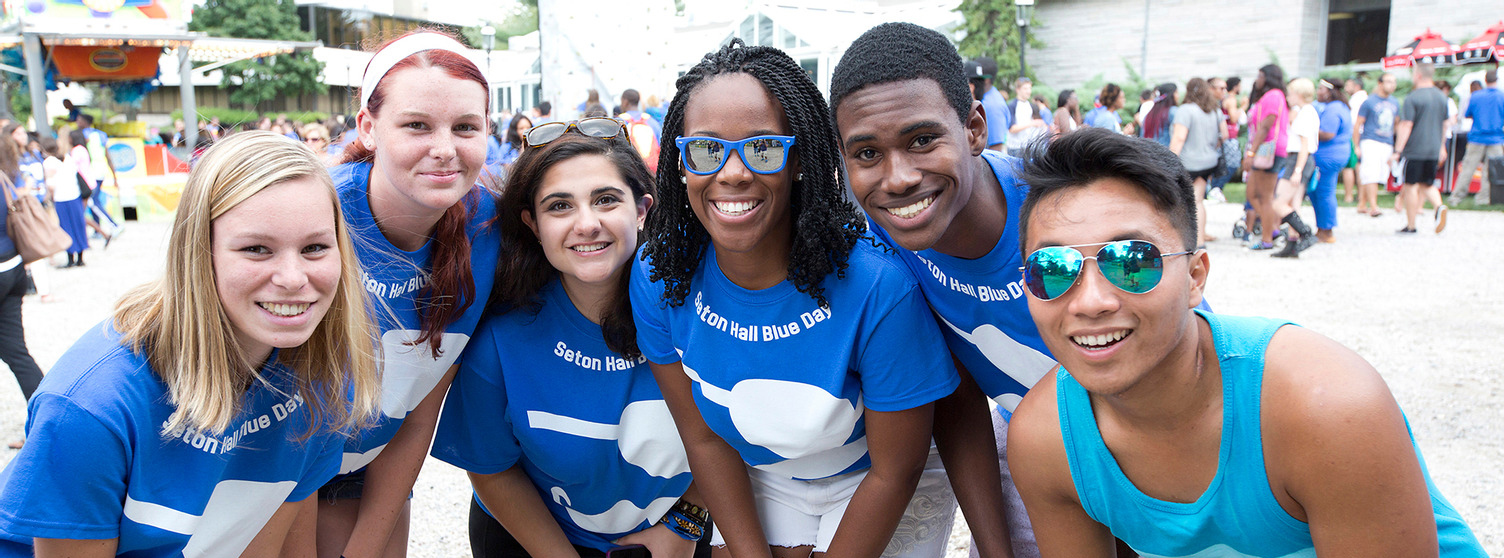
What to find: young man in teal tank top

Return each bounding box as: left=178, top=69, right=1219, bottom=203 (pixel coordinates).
left=1005, top=128, right=1485, bottom=557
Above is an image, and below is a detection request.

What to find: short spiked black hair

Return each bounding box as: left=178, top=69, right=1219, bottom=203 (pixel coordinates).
left=829, top=22, right=973, bottom=134
left=643, top=39, right=864, bottom=308
left=1018, top=128, right=1199, bottom=252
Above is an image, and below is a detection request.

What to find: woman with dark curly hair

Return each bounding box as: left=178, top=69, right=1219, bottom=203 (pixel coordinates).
left=629, top=40, right=959, bottom=558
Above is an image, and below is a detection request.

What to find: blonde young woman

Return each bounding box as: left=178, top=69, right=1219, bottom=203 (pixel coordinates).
left=1269, top=78, right=1321, bottom=258
left=0, top=131, right=381, bottom=556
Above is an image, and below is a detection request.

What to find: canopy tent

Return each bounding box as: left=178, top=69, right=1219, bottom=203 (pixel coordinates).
left=1454, top=21, right=1504, bottom=66
left=1382, top=29, right=1457, bottom=70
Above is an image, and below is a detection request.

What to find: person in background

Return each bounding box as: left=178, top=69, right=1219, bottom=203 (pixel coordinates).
left=535, top=101, right=555, bottom=124
left=967, top=57, right=1010, bottom=152
left=1006, top=78, right=1046, bottom=156
left=0, top=123, right=46, bottom=450
left=1134, top=89, right=1155, bottom=135
left=1168, top=77, right=1227, bottom=247
left=619, top=89, right=664, bottom=175
left=1311, top=78, right=1353, bottom=243
left=1267, top=77, right=1320, bottom=258
left=1354, top=73, right=1398, bottom=218
left=308, top=30, right=504, bottom=558
left=1392, top=62, right=1450, bottom=234
left=1342, top=78, right=1368, bottom=204
left=1053, top=89, right=1080, bottom=137
left=75, top=114, right=123, bottom=240
left=1142, top=83, right=1179, bottom=147
left=1449, top=71, right=1502, bottom=206
left=499, top=114, right=533, bottom=172
left=57, top=130, right=95, bottom=266
left=1204, top=77, right=1238, bottom=203
left=0, top=131, right=383, bottom=556
left=1241, top=64, right=1289, bottom=251
left=1084, top=84, right=1125, bottom=133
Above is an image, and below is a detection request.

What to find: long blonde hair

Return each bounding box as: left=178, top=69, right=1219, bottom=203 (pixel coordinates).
left=113, top=131, right=380, bottom=439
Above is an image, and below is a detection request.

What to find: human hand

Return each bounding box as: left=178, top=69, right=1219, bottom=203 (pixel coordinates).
left=613, top=524, right=698, bottom=558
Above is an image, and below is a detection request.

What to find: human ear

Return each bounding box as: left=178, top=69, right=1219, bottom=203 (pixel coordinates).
left=356, top=109, right=377, bottom=152
left=636, top=194, right=655, bottom=229
left=520, top=210, right=540, bottom=242
left=967, top=100, right=988, bottom=156
left=1186, top=249, right=1210, bottom=310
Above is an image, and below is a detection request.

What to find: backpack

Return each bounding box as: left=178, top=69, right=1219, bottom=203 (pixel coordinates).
left=621, top=112, right=661, bottom=175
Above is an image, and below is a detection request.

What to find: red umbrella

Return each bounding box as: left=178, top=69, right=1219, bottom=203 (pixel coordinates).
left=1454, top=21, right=1504, bottom=65
left=1383, top=29, right=1457, bottom=69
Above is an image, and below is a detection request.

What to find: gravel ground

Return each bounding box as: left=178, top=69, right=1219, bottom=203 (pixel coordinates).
left=1, top=197, right=1499, bottom=556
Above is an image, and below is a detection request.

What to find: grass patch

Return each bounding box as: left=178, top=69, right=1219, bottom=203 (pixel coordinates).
left=1216, top=181, right=1504, bottom=212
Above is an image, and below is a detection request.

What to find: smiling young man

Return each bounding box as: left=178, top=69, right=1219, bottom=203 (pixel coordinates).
left=830, top=22, right=1057, bottom=558
left=1005, top=128, right=1485, bottom=557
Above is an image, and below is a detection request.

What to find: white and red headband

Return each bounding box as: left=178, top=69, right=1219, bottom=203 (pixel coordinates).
left=359, top=33, right=470, bottom=110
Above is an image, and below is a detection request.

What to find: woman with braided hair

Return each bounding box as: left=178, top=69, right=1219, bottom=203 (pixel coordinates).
left=630, top=40, right=959, bottom=558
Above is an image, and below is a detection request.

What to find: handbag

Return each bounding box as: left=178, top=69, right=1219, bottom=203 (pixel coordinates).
left=75, top=171, right=93, bottom=201
left=2, top=174, right=73, bottom=264
left=1252, top=142, right=1276, bottom=171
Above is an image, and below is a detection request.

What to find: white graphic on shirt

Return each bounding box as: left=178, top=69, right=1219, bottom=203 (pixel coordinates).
left=339, top=443, right=388, bottom=474
left=377, top=329, right=470, bottom=419
left=549, top=487, right=678, bottom=534
left=526, top=400, right=690, bottom=479
left=935, top=314, right=1056, bottom=412
left=123, top=479, right=296, bottom=557
left=681, top=358, right=867, bottom=479
left=1136, top=544, right=1315, bottom=558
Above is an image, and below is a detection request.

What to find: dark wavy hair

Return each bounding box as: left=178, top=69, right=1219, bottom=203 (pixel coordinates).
left=505, top=113, right=532, bottom=152
left=644, top=39, right=864, bottom=308
left=491, top=133, right=654, bottom=359
left=1251, top=64, right=1286, bottom=104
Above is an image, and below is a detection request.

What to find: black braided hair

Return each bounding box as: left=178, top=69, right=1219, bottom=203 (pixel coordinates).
left=644, top=39, right=864, bottom=308
left=829, top=22, right=973, bottom=135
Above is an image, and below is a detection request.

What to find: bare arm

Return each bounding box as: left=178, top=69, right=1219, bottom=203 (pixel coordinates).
left=824, top=404, right=935, bottom=558
left=243, top=493, right=313, bottom=556
left=471, top=466, right=582, bottom=558
left=1392, top=121, right=1413, bottom=160
left=932, top=360, right=1012, bottom=558
left=612, top=482, right=706, bottom=558
left=339, top=363, right=459, bottom=558
left=1053, top=109, right=1072, bottom=137
left=34, top=538, right=117, bottom=558
left=1168, top=123, right=1190, bottom=155
left=651, top=361, right=774, bottom=558
left=1351, top=115, right=1365, bottom=158
left=1263, top=327, right=1440, bottom=557
left=1007, top=372, right=1116, bottom=558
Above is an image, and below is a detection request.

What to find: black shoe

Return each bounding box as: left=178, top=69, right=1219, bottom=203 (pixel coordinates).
left=1295, top=234, right=1318, bottom=253
left=1271, top=241, right=1300, bottom=258
left=1397, top=227, right=1418, bottom=234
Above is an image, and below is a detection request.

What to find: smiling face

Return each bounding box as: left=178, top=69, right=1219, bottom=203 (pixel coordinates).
left=680, top=73, right=797, bottom=263
left=837, top=78, right=987, bottom=252
left=1022, top=177, right=1207, bottom=397
left=522, top=153, right=652, bottom=298
left=212, top=178, right=342, bottom=364
left=358, top=65, right=489, bottom=222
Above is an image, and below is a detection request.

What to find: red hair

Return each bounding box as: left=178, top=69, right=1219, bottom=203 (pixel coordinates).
left=344, top=30, right=491, bottom=356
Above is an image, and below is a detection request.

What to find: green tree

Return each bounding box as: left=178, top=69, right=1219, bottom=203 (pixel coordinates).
left=955, top=0, right=1044, bottom=89
left=460, top=3, right=539, bottom=51
left=190, top=0, right=326, bottom=109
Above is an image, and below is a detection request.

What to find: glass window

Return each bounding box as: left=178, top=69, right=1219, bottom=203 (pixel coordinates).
left=758, top=15, right=774, bottom=47
left=739, top=16, right=754, bottom=42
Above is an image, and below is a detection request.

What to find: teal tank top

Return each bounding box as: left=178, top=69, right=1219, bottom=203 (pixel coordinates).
left=1056, top=310, right=1486, bottom=557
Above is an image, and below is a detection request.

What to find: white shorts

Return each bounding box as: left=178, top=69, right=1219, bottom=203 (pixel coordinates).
left=882, top=445, right=957, bottom=558
left=1358, top=139, right=1395, bottom=185
left=710, top=466, right=867, bottom=552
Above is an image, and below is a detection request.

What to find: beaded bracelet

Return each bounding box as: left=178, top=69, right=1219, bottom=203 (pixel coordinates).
left=660, top=499, right=709, bottom=541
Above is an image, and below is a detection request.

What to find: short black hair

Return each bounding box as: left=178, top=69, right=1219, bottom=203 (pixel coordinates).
left=1018, top=127, right=1197, bottom=252
left=537, top=101, right=552, bottom=115
left=1226, top=77, right=1242, bottom=90
left=645, top=39, right=864, bottom=308
left=78, top=113, right=94, bottom=126
left=621, top=88, right=640, bottom=107
left=829, top=22, right=972, bottom=134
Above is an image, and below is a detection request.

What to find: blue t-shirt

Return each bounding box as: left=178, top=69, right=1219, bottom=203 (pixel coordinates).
left=867, top=150, right=1054, bottom=412
left=0, top=322, right=342, bottom=556
left=330, top=162, right=502, bottom=475
left=1085, top=106, right=1121, bottom=132
left=433, top=280, right=691, bottom=551
left=982, top=87, right=1011, bottom=147
left=1358, top=94, right=1400, bottom=144
left=1057, top=311, right=1486, bottom=558
left=1464, top=87, right=1504, bottom=145
left=630, top=237, right=959, bottom=481
left=1315, top=100, right=1354, bottom=163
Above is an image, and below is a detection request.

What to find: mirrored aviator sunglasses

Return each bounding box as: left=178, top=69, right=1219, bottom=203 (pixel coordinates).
left=675, top=135, right=796, bottom=175
left=525, top=117, right=626, bottom=147
left=1021, top=240, right=1195, bottom=301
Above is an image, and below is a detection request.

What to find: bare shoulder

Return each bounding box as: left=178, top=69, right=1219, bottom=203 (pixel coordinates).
left=1261, top=325, right=1403, bottom=432
left=1008, top=368, right=1074, bottom=497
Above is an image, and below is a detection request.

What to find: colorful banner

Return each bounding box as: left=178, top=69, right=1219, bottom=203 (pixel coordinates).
left=18, top=0, right=182, bottom=22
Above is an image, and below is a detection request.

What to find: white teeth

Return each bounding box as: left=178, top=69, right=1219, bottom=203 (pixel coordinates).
left=1071, top=330, right=1130, bottom=348
left=258, top=302, right=310, bottom=317
left=713, top=200, right=760, bottom=216
left=571, top=242, right=608, bottom=253
left=886, top=195, right=935, bottom=219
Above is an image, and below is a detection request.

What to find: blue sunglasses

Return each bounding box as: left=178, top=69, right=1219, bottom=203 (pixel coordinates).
left=675, top=135, right=796, bottom=175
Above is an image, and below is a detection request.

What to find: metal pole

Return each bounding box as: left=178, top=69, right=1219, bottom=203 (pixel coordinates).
left=22, top=33, right=52, bottom=139
left=180, top=45, right=199, bottom=150
left=1140, top=0, right=1150, bottom=80
left=1020, top=24, right=1028, bottom=79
